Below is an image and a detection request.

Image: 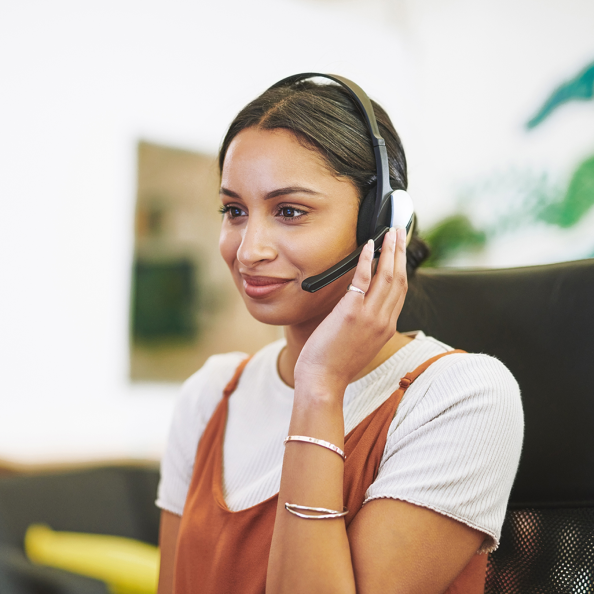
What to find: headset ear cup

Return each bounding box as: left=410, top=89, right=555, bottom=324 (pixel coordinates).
left=356, top=186, right=376, bottom=245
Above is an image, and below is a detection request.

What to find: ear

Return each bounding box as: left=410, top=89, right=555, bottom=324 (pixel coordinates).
left=356, top=186, right=376, bottom=246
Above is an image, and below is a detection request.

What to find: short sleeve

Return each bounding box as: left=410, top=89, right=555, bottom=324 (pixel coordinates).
left=156, top=352, right=246, bottom=516
left=364, top=353, right=523, bottom=553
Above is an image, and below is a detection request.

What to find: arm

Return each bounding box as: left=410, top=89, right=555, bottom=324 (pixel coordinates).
left=349, top=499, right=484, bottom=593
left=266, top=229, right=486, bottom=594
left=157, top=510, right=181, bottom=594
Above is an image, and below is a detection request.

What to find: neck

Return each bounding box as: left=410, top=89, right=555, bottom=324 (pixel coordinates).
left=278, top=318, right=414, bottom=389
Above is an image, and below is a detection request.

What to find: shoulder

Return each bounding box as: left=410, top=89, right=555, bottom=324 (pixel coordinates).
left=156, top=351, right=248, bottom=515
left=425, top=350, right=520, bottom=396
left=393, top=346, right=524, bottom=458
left=156, top=341, right=283, bottom=515
left=172, top=338, right=287, bottom=437
left=424, top=351, right=521, bottom=422
left=397, top=335, right=522, bottom=426
left=177, top=350, right=249, bottom=422
left=164, top=350, right=249, bottom=462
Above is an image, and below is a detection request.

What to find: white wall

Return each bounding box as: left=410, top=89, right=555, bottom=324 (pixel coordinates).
left=1, top=0, right=593, bottom=464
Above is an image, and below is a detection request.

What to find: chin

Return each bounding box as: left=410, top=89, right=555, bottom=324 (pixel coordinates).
left=240, top=298, right=319, bottom=327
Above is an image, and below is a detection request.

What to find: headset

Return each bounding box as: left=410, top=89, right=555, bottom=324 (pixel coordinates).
left=267, top=73, right=415, bottom=293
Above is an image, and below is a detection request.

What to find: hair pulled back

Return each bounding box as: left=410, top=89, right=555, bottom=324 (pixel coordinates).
left=218, top=78, right=429, bottom=276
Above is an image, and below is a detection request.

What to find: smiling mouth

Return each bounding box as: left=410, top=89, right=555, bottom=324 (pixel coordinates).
left=242, top=275, right=292, bottom=299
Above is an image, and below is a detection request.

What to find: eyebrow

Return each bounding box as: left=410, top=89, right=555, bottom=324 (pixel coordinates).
left=219, top=186, right=322, bottom=200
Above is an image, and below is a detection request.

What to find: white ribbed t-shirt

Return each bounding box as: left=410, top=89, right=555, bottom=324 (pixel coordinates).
left=157, top=332, right=523, bottom=553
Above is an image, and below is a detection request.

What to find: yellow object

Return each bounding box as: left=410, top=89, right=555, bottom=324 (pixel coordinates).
left=25, top=524, right=159, bottom=594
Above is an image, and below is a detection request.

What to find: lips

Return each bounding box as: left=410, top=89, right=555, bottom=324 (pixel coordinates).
left=241, top=275, right=292, bottom=299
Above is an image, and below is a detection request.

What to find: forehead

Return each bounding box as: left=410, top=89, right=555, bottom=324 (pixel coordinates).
left=221, top=127, right=333, bottom=188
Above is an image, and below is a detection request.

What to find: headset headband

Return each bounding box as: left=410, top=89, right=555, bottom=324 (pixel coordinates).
left=268, top=73, right=393, bottom=240
left=267, top=73, right=414, bottom=292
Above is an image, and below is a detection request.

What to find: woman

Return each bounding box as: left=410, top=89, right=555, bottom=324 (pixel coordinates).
left=156, top=75, right=523, bottom=594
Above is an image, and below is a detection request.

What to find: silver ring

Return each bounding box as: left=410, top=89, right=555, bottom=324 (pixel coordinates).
left=347, top=284, right=366, bottom=296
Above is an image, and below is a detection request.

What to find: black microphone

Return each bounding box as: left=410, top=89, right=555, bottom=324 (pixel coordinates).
left=301, top=226, right=390, bottom=293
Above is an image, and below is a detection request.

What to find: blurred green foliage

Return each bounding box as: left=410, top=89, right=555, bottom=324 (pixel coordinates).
left=424, top=152, right=594, bottom=267
left=538, top=155, right=594, bottom=228
left=422, top=215, right=486, bottom=267
left=423, top=60, right=594, bottom=268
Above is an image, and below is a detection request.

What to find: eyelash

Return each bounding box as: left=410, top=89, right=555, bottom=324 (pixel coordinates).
left=219, top=204, right=307, bottom=222
left=219, top=205, right=239, bottom=216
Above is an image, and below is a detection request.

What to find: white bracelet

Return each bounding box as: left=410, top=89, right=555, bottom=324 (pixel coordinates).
left=285, top=503, right=349, bottom=519
left=283, top=435, right=346, bottom=461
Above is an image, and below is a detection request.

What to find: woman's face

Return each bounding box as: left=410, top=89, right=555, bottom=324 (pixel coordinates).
left=219, top=127, right=360, bottom=328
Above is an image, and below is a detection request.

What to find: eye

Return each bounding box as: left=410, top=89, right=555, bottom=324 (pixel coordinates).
left=277, top=205, right=306, bottom=220
left=219, top=205, right=246, bottom=219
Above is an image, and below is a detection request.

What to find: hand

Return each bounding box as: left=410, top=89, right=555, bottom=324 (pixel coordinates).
left=294, top=227, right=408, bottom=397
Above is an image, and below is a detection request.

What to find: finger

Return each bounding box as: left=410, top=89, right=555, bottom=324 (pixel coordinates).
left=369, top=227, right=408, bottom=314
left=391, top=226, right=408, bottom=309
left=348, top=239, right=374, bottom=295
left=366, top=227, right=397, bottom=300
left=395, top=227, right=407, bottom=277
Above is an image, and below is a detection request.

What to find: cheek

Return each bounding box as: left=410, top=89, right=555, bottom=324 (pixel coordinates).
left=301, top=216, right=359, bottom=272
left=219, top=226, right=240, bottom=270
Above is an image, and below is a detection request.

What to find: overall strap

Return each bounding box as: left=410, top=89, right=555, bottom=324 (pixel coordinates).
left=223, top=357, right=252, bottom=399
left=342, top=347, right=467, bottom=526
left=398, top=349, right=466, bottom=391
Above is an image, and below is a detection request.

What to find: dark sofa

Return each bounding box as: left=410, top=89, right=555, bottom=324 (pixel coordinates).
left=0, top=464, right=160, bottom=594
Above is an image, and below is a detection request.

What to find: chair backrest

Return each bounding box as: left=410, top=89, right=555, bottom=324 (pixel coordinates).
left=0, top=465, right=161, bottom=549
left=397, top=258, right=594, bottom=593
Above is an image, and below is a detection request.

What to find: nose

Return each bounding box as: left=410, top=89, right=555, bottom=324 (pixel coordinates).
left=236, top=217, right=277, bottom=268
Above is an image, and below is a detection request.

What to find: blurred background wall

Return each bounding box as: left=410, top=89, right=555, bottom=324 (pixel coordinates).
left=1, top=0, right=593, bottom=465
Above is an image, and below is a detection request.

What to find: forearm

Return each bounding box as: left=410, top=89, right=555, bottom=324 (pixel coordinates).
left=266, top=386, right=356, bottom=594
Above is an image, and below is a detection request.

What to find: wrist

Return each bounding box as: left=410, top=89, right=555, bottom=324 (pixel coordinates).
left=293, top=381, right=346, bottom=408
left=288, top=390, right=345, bottom=448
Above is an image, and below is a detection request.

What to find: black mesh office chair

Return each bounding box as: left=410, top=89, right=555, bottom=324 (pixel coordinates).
left=397, top=258, right=594, bottom=594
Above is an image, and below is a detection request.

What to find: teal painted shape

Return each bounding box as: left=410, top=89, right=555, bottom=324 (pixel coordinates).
left=527, top=62, right=594, bottom=129
left=538, top=155, right=594, bottom=227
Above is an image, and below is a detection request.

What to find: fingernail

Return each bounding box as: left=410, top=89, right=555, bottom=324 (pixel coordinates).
left=397, top=227, right=405, bottom=244
left=367, top=239, right=374, bottom=251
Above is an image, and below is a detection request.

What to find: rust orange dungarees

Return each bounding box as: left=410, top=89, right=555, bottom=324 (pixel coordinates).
left=173, top=351, right=488, bottom=594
